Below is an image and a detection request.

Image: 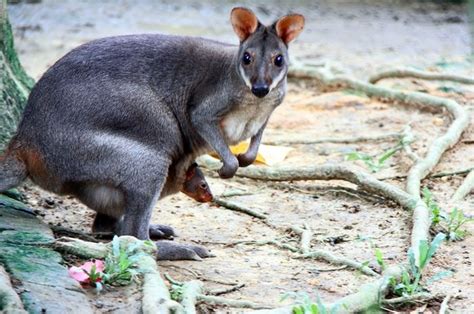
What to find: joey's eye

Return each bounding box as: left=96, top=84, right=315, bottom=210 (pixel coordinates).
left=274, top=54, right=284, bottom=67
left=242, top=52, right=252, bottom=65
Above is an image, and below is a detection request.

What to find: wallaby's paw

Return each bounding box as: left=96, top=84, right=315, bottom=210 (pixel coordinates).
left=155, top=240, right=214, bottom=261
left=237, top=153, right=256, bottom=167
left=149, top=224, right=177, bottom=240
left=218, top=157, right=239, bottom=179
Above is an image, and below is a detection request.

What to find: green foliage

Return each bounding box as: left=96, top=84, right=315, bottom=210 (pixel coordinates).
left=102, top=236, right=147, bottom=287
left=374, top=248, right=386, bottom=272
left=281, top=292, right=336, bottom=314
left=422, top=188, right=473, bottom=241
left=169, top=284, right=184, bottom=302
left=345, top=133, right=412, bottom=173
left=390, top=233, right=451, bottom=297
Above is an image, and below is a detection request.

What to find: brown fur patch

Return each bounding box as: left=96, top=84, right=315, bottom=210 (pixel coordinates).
left=15, top=147, right=60, bottom=191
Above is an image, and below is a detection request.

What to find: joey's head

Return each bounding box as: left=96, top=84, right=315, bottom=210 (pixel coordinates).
left=231, top=7, right=304, bottom=98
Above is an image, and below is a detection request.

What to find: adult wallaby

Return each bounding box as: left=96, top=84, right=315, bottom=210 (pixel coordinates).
left=0, top=7, right=304, bottom=260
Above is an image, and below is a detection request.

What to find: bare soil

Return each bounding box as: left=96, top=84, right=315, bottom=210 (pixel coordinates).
left=8, top=0, right=474, bottom=313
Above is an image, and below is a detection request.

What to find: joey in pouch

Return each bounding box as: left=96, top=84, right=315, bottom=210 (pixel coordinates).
left=0, top=7, right=304, bottom=260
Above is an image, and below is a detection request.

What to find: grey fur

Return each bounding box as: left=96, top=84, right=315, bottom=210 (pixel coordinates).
left=0, top=9, right=301, bottom=254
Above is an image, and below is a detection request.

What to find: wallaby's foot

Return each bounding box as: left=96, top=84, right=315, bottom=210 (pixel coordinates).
left=155, top=240, right=214, bottom=261
left=149, top=224, right=177, bottom=239
left=218, top=157, right=239, bottom=179
left=237, top=153, right=256, bottom=167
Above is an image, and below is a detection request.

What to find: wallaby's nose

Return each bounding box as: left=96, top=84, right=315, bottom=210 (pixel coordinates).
left=251, top=84, right=269, bottom=98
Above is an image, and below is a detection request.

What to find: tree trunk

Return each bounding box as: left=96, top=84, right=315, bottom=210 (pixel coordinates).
left=0, top=0, right=34, bottom=152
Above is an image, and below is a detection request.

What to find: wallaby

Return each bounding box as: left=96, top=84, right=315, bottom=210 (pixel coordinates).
left=0, top=7, right=304, bottom=260
left=181, top=162, right=213, bottom=203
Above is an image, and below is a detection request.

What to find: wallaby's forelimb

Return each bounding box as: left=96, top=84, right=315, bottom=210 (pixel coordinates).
left=237, top=120, right=268, bottom=167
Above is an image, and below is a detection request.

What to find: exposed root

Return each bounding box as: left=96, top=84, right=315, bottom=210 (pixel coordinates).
left=213, top=196, right=267, bottom=220
left=207, top=283, right=246, bottom=296
left=382, top=292, right=436, bottom=305
left=178, top=280, right=204, bottom=314
left=197, top=294, right=272, bottom=310
left=290, top=224, right=312, bottom=254
left=451, top=170, right=474, bottom=202
left=289, top=63, right=470, bottom=263
left=198, top=155, right=417, bottom=210
left=262, top=132, right=400, bottom=146
left=368, top=68, right=474, bottom=85
left=439, top=293, right=454, bottom=314
left=299, top=251, right=379, bottom=277
left=227, top=239, right=299, bottom=253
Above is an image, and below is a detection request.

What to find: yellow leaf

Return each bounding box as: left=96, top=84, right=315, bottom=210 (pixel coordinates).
left=209, top=142, right=292, bottom=166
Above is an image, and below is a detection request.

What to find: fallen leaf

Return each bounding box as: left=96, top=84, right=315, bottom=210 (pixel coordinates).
left=210, top=142, right=292, bottom=166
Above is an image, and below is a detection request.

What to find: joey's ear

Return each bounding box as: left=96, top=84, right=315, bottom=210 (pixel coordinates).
left=275, top=14, right=305, bottom=45
left=186, top=164, right=197, bottom=180
left=231, top=7, right=259, bottom=42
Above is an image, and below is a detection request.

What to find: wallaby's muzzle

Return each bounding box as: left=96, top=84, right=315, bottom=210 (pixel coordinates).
left=251, top=83, right=269, bottom=98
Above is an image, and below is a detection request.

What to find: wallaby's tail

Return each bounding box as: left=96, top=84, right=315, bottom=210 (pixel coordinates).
left=0, top=150, right=27, bottom=192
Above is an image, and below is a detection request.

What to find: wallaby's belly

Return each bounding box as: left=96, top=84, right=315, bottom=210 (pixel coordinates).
left=221, top=108, right=271, bottom=144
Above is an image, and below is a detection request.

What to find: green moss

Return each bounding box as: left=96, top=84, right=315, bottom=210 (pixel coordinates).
left=0, top=0, right=34, bottom=152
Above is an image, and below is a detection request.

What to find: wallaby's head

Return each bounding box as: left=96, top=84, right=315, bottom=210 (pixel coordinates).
left=231, top=7, right=304, bottom=98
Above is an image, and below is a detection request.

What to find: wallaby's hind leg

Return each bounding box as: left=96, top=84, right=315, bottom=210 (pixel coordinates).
left=92, top=213, right=118, bottom=234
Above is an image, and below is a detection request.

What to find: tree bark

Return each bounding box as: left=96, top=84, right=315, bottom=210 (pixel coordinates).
left=0, top=0, right=34, bottom=152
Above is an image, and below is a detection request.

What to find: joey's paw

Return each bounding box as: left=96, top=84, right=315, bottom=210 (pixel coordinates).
left=155, top=240, right=214, bottom=261
left=218, top=157, right=239, bottom=179
left=237, top=153, right=256, bottom=167
left=149, top=224, right=177, bottom=240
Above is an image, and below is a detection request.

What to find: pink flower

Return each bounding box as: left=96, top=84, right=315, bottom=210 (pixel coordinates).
left=68, top=259, right=105, bottom=283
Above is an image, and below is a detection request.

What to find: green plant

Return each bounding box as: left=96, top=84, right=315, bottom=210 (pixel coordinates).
left=374, top=248, right=386, bottom=272
left=423, top=187, right=473, bottom=241
left=102, top=236, right=148, bottom=286
left=281, top=292, right=336, bottom=314
left=391, top=233, right=450, bottom=296
left=346, top=134, right=412, bottom=173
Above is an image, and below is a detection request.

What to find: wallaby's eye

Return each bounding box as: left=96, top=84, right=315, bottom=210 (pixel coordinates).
left=274, top=54, right=284, bottom=67
left=242, top=52, right=252, bottom=65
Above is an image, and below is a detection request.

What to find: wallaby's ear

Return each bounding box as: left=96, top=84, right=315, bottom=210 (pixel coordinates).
left=275, top=14, right=305, bottom=45
left=231, top=7, right=258, bottom=42
left=186, top=163, right=197, bottom=180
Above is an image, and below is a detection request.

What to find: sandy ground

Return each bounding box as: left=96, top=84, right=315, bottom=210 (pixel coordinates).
left=7, top=0, right=474, bottom=313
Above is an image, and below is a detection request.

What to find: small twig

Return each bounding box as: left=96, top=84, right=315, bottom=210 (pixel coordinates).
left=50, top=225, right=99, bottom=242
left=310, top=265, right=349, bottom=272
left=197, top=294, right=272, bottom=310
left=450, top=170, right=474, bottom=202
left=213, top=196, right=267, bottom=220
left=401, top=125, right=420, bottom=162
left=207, top=283, right=246, bottom=296
left=439, top=293, right=453, bottom=314
left=227, top=239, right=300, bottom=253
left=262, top=132, right=400, bottom=146
left=299, top=250, right=379, bottom=277
left=290, top=224, right=312, bottom=254
left=369, top=68, right=474, bottom=85
left=382, top=292, right=433, bottom=305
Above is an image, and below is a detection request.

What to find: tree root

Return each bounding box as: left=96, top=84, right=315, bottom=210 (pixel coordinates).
left=213, top=196, right=267, bottom=220
left=197, top=294, right=272, bottom=310
left=299, top=251, right=379, bottom=277
left=290, top=224, right=312, bottom=254
left=199, top=155, right=416, bottom=210
left=54, top=236, right=177, bottom=314
left=382, top=292, right=436, bottom=305
left=289, top=63, right=470, bottom=263
left=450, top=170, right=474, bottom=202
left=262, top=132, right=400, bottom=146
left=207, top=283, right=246, bottom=296
left=0, top=264, right=27, bottom=313
left=177, top=280, right=203, bottom=314
left=368, top=68, right=474, bottom=85
left=439, top=293, right=454, bottom=314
